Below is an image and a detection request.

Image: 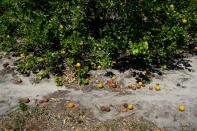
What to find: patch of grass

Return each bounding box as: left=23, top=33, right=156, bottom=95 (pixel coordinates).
left=28, top=106, right=48, bottom=116
left=0, top=105, right=49, bottom=130
left=0, top=105, right=157, bottom=131
left=18, top=102, right=28, bottom=111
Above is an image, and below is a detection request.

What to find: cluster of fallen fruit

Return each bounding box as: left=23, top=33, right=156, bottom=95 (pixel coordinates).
left=4, top=63, right=186, bottom=113
left=20, top=97, right=134, bottom=113
left=64, top=98, right=185, bottom=113
left=2, top=52, right=187, bottom=114
left=63, top=66, right=186, bottom=113
left=20, top=94, right=185, bottom=115
left=96, top=78, right=161, bottom=91
left=59, top=100, right=185, bottom=113
left=65, top=100, right=134, bottom=113
left=95, top=78, right=185, bottom=112
left=20, top=96, right=50, bottom=105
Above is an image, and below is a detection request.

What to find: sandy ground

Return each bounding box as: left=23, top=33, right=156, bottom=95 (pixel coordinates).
left=0, top=54, right=197, bottom=131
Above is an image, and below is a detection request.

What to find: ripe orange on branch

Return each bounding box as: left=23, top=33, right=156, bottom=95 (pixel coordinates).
left=75, top=63, right=81, bottom=68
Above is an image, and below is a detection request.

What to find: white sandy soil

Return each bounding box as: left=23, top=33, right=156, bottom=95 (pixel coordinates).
left=0, top=54, right=196, bottom=131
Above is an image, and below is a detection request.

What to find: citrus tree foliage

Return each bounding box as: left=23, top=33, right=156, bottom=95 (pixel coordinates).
left=0, top=0, right=196, bottom=77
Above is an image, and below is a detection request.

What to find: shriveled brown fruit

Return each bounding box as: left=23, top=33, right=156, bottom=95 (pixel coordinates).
left=149, top=86, right=154, bottom=90
left=3, top=62, right=9, bottom=68
left=128, top=84, right=132, bottom=88
left=121, top=107, right=128, bottom=112
left=145, top=70, right=151, bottom=76
left=107, top=79, right=117, bottom=88
left=39, top=96, right=50, bottom=103
left=105, top=107, right=111, bottom=112
left=100, top=106, right=106, bottom=112
left=13, top=77, right=23, bottom=84
left=132, top=72, right=137, bottom=77
left=123, top=103, right=128, bottom=108
left=100, top=106, right=111, bottom=112
left=22, top=97, right=30, bottom=103
left=107, top=80, right=113, bottom=87
left=73, top=106, right=80, bottom=112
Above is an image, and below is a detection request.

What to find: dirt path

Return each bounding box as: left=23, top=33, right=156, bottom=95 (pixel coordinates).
left=0, top=54, right=197, bottom=130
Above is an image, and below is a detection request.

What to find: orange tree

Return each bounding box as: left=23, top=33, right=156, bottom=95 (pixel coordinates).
left=0, top=0, right=196, bottom=82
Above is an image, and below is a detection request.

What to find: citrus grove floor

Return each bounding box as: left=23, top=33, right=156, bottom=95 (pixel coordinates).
left=0, top=53, right=197, bottom=130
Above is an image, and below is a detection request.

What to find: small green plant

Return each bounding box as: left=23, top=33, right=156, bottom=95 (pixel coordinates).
left=18, top=102, right=28, bottom=111
left=75, top=66, right=89, bottom=78
left=54, top=76, right=63, bottom=86
left=36, top=70, right=49, bottom=80
left=80, top=78, right=89, bottom=85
